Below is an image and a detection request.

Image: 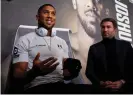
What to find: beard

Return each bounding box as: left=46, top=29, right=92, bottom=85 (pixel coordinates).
left=38, top=21, right=55, bottom=30
left=78, top=14, right=102, bottom=41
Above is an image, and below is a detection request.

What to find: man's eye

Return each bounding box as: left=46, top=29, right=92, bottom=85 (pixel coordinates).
left=43, top=10, right=48, bottom=14
left=52, top=12, right=55, bottom=16
left=102, top=26, right=105, bottom=28
left=107, top=26, right=111, bottom=28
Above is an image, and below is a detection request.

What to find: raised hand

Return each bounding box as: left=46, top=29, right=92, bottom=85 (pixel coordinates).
left=33, top=52, right=59, bottom=76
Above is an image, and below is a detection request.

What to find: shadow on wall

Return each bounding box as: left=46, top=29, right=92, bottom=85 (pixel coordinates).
left=1, top=27, right=16, bottom=63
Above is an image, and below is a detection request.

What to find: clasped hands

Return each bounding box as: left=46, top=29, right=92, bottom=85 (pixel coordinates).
left=100, top=80, right=125, bottom=90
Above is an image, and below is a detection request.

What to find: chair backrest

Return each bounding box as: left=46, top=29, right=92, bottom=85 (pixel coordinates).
left=12, top=25, right=74, bottom=58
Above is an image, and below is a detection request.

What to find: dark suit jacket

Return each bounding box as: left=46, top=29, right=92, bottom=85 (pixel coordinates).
left=85, top=39, right=133, bottom=85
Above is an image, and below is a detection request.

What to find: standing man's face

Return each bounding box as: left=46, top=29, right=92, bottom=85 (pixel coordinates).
left=36, top=6, right=56, bottom=30
left=76, top=0, right=103, bottom=37
left=101, top=21, right=116, bottom=39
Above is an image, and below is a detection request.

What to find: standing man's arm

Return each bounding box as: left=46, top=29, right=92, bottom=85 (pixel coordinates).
left=105, top=42, right=133, bottom=90
left=85, top=46, right=100, bottom=86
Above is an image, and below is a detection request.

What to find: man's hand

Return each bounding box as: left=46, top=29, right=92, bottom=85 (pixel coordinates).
left=100, top=80, right=125, bottom=90
left=105, top=80, right=124, bottom=90
left=33, top=52, right=59, bottom=76
left=100, top=81, right=112, bottom=87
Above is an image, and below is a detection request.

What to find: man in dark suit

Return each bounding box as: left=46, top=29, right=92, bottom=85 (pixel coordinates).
left=85, top=18, right=133, bottom=93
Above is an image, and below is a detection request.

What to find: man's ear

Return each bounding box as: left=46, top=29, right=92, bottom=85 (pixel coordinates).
left=114, top=28, right=117, bottom=37
left=36, top=15, right=39, bottom=20
left=72, top=0, right=77, bottom=10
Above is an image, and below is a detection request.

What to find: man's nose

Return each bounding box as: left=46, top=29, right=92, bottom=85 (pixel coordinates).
left=103, top=28, right=108, bottom=32
left=104, top=28, right=108, bottom=31
left=48, top=13, right=52, bottom=18
left=85, top=2, right=96, bottom=11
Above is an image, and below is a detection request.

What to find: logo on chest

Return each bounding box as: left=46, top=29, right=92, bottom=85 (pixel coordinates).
left=57, top=44, right=63, bottom=49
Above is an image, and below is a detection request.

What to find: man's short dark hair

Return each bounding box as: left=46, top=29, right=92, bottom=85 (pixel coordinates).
left=37, top=4, right=56, bottom=15
left=100, top=18, right=117, bottom=29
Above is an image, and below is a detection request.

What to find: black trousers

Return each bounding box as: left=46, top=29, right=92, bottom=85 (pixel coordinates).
left=24, top=82, right=73, bottom=94
left=23, top=83, right=107, bottom=94
left=10, top=82, right=133, bottom=94
left=24, top=82, right=94, bottom=94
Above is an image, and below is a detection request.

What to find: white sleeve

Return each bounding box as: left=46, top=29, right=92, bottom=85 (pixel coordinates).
left=62, top=40, right=69, bottom=58
left=13, top=36, right=29, bottom=64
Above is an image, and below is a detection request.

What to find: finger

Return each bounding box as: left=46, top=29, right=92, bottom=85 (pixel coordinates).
left=41, top=57, right=55, bottom=65
left=34, top=52, right=40, bottom=61
left=111, top=87, right=120, bottom=91
left=111, top=82, right=120, bottom=87
left=111, top=86, right=119, bottom=89
left=111, top=81, right=119, bottom=85
left=108, top=85, right=119, bottom=89
left=105, top=82, right=112, bottom=85
left=44, top=58, right=57, bottom=67
left=44, top=63, right=59, bottom=72
left=106, top=81, right=112, bottom=84
left=105, top=84, right=116, bottom=88
left=50, top=62, right=59, bottom=68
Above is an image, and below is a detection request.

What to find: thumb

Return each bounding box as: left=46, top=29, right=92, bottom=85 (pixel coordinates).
left=34, top=52, right=40, bottom=61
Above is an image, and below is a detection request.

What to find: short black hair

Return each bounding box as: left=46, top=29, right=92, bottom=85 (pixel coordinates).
left=100, top=18, right=117, bottom=29
left=37, top=4, right=56, bottom=15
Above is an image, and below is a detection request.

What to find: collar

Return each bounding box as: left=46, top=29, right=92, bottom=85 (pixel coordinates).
left=102, top=37, right=116, bottom=44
